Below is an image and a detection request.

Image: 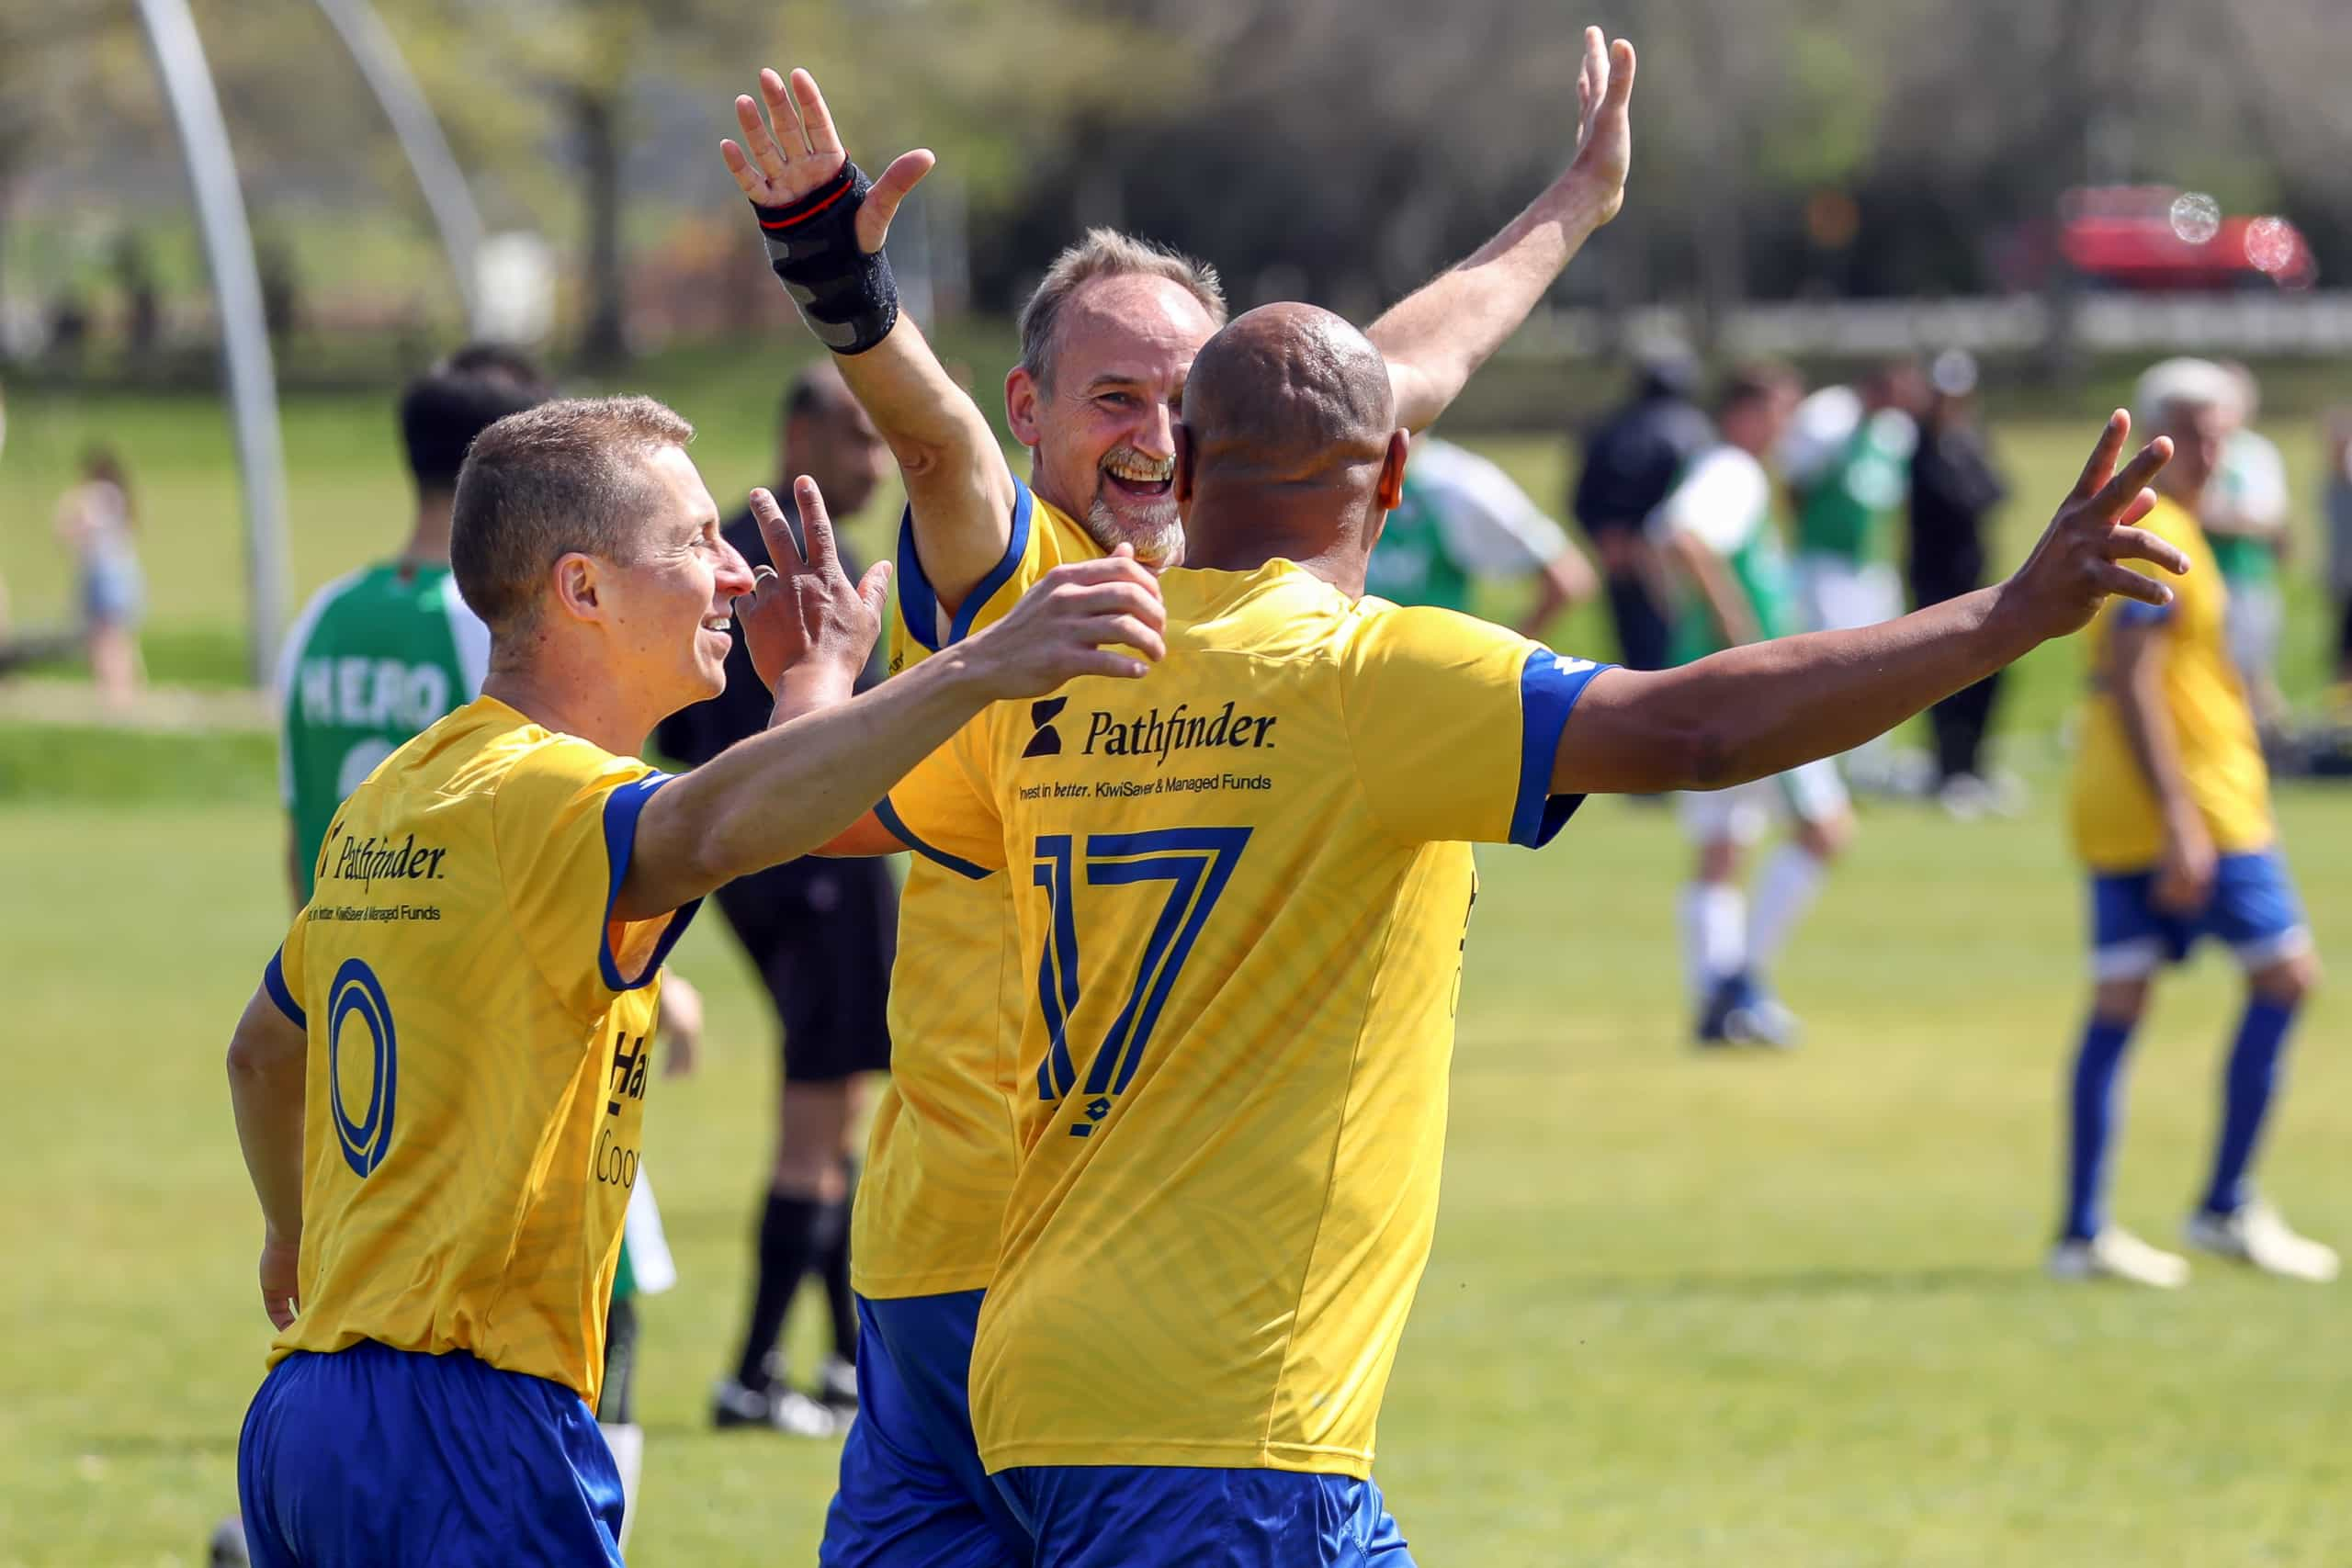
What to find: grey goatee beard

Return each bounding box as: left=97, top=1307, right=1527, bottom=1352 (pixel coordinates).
left=1085, top=493, right=1185, bottom=570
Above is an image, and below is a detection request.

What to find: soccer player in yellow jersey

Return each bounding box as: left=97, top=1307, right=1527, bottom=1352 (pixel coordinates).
left=2052, top=359, right=2335, bottom=1289
left=720, top=37, right=1645, bottom=1563
left=222, top=396, right=1169, bottom=1566
left=849, top=303, right=2188, bottom=1565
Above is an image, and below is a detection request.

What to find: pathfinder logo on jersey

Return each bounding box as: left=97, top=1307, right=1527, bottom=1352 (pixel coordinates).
left=322, top=831, right=451, bottom=891
left=1023, top=697, right=1069, bottom=758
left=1080, top=700, right=1278, bottom=767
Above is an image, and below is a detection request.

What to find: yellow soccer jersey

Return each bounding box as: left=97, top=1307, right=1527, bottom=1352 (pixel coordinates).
left=259, top=695, right=697, bottom=1407
left=2070, top=495, right=2272, bottom=871
left=882, top=558, right=1609, bottom=1477
left=854, top=479, right=1099, bottom=1298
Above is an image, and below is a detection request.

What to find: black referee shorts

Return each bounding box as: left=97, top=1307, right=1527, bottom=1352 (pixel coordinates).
left=714, top=855, right=897, bottom=1084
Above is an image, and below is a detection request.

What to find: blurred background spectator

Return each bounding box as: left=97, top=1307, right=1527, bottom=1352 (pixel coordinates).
left=1571, top=350, right=1710, bottom=671
left=2206, top=360, right=2292, bottom=731
left=1370, top=434, right=1597, bottom=634
left=52, top=447, right=143, bottom=707
left=2331, top=410, right=2352, bottom=697
left=1907, top=349, right=2017, bottom=817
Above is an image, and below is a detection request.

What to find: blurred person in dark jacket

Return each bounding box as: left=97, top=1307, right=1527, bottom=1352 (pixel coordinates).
left=1907, top=350, right=2015, bottom=817
left=655, top=363, right=898, bottom=1438
left=2327, top=408, right=2352, bottom=696
left=1572, top=348, right=1711, bottom=671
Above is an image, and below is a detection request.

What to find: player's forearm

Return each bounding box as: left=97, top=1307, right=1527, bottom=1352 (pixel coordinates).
left=1369, top=181, right=1614, bottom=432
left=2112, top=646, right=2199, bottom=831
left=227, top=991, right=308, bottom=1243
left=833, top=316, right=1017, bottom=611
left=1559, top=588, right=2033, bottom=794
left=618, top=650, right=998, bottom=917
left=1690, top=591, right=2036, bottom=783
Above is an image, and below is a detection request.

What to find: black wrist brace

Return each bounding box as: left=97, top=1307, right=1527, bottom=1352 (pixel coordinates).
left=752, top=163, right=899, bottom=355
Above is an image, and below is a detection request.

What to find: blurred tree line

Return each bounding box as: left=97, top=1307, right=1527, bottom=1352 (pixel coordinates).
left=5, top=0, right=2350, bottom=364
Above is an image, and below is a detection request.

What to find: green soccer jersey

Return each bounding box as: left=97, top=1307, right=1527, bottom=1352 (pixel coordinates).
left=1652, top=445, right=1799, bottom=666
left=2208, top=428, right=2288, bottom=587
left=277, top=559, right=488, bottom=901
left=1364, top=473, right=1473, bottom=612
left=1795, top=409, right=1914, bottom=564
left=1363, top=436, right=1570, bottom=614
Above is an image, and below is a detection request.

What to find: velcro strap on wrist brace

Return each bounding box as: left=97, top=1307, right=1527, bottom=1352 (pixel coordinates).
left=752, top=163, right=899, bottom=355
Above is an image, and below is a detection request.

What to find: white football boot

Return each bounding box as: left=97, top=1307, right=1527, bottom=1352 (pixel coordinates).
left=2047, top=1227, right=2191, bottom=1288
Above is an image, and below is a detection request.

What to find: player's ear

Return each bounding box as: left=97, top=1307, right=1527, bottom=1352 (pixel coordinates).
left=1173, top=421, right=1195, bottom=510
left=1375, top=430, right=1408, bottom=513
left=551, top=551, right=604, bottom=624
left=1005, top=366, right=1043, bottom=449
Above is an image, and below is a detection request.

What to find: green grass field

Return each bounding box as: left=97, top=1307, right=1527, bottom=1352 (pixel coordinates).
left=5, top=377, right=2350, bottom=1565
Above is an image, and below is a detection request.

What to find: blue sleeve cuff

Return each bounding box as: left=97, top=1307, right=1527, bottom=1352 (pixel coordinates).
left=263, top=948, right=306, bottom=1030
left=897, top=476, right=1034, bottom=652
left=1510, top=651, right=1613, bottom=848
left=875, top=795, right=992, bottom=880
left=599, top=773, right=704, bottom=990
left=2114, top=597, right=2173, bottom=626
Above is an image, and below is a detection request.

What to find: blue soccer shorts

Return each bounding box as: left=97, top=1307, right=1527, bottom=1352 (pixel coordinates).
left=993, top=1463, right=1417, bottom=1568
left=237, top=1339, right=624, bottom=1567
left=821, top=1289, right=1030, bottom=1568
left=2089, top=847, right=2312, bottom=982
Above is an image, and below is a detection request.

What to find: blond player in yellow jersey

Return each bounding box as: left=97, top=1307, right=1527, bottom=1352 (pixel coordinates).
left=810, top=301, right=2182, bottom=1563
left=2052, top=359, right=2334, bottom=1289
left=721, top=39, right=1645, bottom=1563
left=222, top=396, right=1169, bottom=1566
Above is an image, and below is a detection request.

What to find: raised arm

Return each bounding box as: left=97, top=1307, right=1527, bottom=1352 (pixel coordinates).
left=1369, top=28, right=1634, bottom=432
left=722, top=68, right=1017, bottom=617
left=1553, top=413, right=2188, bottom=795
left=616, top=480, right=1164, bottom=919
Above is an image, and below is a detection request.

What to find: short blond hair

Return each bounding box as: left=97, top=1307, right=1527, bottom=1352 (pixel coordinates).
left=1017, top=228, right=1227, bottom=391
left=451, top=395, right=695, bottom=637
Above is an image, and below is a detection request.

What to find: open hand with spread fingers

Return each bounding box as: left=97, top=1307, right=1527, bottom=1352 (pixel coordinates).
left=720, top=67, right=933, bottom=256
left=1995, top=412, right=2190, bottom=643
left=736, top=477, right=892, bottom=700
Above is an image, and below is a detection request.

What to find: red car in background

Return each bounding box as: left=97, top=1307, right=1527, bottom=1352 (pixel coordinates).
left=2059, top=185, right=2318, bottom=290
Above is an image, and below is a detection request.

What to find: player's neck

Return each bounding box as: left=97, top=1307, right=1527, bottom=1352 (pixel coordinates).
left=397, top=492, right=457, bottom=570
left=480, top=656, right=653, bottom=759
left=1181, top=487, right=1368, bottom=600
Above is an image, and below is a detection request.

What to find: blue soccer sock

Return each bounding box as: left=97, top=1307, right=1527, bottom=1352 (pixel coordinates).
left=2063, top=1014, right=2139, bottom=1242
left=2200, top=998, right=2299, bottom=1217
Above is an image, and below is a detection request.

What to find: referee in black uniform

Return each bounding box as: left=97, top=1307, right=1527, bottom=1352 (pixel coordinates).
left=657, top=365, right=898, bottom=1436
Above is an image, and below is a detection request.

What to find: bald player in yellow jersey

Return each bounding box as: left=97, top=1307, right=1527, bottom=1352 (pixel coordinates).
left=815, top=302, right=2185, bottom=1564
left=223, top=396, right=1167, bottom=1567
left=2052, top=361, right=2333, bottom=1288
left=720, top=42, right=1648, bottom=1565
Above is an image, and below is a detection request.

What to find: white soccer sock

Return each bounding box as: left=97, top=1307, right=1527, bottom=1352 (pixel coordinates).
left=1747, top=843, right=1828, bottom=977
left=601, top=1421, right=644, bottom=1552
left=1679, top=882, right=1747, bottom=1004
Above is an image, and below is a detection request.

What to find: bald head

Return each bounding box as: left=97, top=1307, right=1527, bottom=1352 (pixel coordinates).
left=1174, top=304, right=1408, bottom=589
left=1184, top=304, right=1396, bottom=481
